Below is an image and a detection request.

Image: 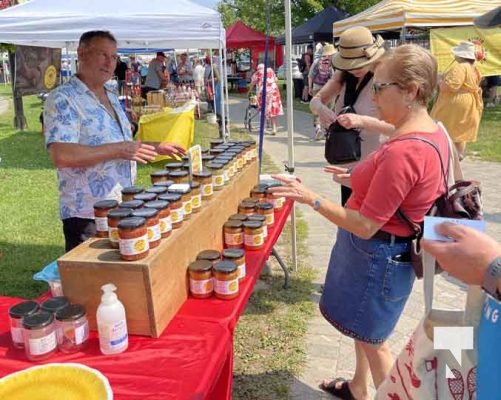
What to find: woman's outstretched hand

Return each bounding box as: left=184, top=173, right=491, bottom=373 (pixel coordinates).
left=268, top=175, right=317, bottom=206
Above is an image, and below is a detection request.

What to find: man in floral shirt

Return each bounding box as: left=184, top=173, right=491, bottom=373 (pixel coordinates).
left=44, top=31, right=185, bottom=251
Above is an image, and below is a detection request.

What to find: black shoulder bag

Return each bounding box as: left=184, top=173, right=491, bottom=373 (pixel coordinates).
left=324, top=72, right=373, bottom=165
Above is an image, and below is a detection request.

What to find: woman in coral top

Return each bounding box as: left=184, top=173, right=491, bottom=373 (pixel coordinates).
left=430, top=41, right=483, bottom=160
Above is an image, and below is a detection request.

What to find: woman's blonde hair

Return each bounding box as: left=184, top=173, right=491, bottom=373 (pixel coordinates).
left=375, top=44, right=437, bottom=105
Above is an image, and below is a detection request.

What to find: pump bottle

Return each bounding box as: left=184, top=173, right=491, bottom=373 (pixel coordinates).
left=96, top=283, right=128, bottom=355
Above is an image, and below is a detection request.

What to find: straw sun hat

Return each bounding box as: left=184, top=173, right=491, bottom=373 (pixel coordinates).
left=332, top=26, right=385, bottom=71
left=321, top=43, right=336, bottom=57
left=451, top=41, right=477, bottom=60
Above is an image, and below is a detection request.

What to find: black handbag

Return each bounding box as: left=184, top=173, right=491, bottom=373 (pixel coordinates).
left=324, top=72, right=373, bottom=165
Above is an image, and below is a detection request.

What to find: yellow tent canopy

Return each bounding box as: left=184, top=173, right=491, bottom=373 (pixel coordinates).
left=333, top=0, right=501, bottom=37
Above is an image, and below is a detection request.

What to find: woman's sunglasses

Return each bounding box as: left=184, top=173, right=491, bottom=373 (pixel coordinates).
left=371, top=82, right=399, bottom=95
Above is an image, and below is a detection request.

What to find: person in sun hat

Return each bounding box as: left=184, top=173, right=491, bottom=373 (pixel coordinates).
left=430, top=41, right=483, bottom=160
left=308, top=43, right=336, bottom=140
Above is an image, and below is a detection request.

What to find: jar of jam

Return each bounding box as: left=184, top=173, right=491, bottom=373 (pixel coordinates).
left=222, top=248, right=246, bottom=282
left=22, top=311, right=57, bottom=361
left=121, top=185, right=144, bottom=202
left=168, top=186, right=192, bottom=220
left=117, top=217, right=149, bottom=261
left=132, top=208, right=161, bottom=249
left=120, top=199, right=144, bottom=210
left=152, top=180, right=174, bottom=189
left=150, top=169, right=170, bottom=184
left=134, top=192, right=157, bottom=203
left=158, top=193, right=183, bottom=229
left=257, top=202, right=275, bottom=227
left=223, top=220, right=243, bottom=249
left=8, top=301, right=39, bottom=349
left=217, top=154, right=235, bottom=179
left=107, top=208, right=132, bottom=248
left=229, top=213, right=248, bottom=222
left=196, top=249, right=221, bottom=266
left=214, top=157, right=230, bottom=184
left=169, top=170, right=189, bottom=184
left=213, top=261, right=239, bottom=300
left=265, top=183, right=286, bottom=211
left=206, top=162, right=224, bottom=191
left=243, top=220, right=265, bottom=250
left=164, top=161, right=184, bottom=173
left=55, top=304, right=89, bottom=353
left=146, top=186, right=169, bottom=197
left=190, top=181, right=202, bottom=213
left=93, top=199, right=119, bottom=238
left=250, top=185, right=267, bottom=201
left=210, top=139, right=225, bottom=148
left=192, top=171, right=213, bottom=200
left=41, top=296, right=70, bottom=315
left=188, top=260, right=213, bottom=299
left=247, top=214, right=268, bottom=239
left=201, top=154, right=215, bottom=167
left=238, top=200, right=256, bottom=216
left=145, top=200, right=172, bottom=238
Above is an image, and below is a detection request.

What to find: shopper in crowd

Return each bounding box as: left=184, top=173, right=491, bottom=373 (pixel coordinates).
left=142, top=51, right=168, bottom=98
left=114, top=57, right=128, bottom=96
left=177, top=52, right=193, bottom=84
left=44, top=31, right=185, bottom=252
left=192, top=58, right=205, bottom=98
left=299, top=44, right=314, bottom=103
left=204, top=55, right=225, bottom=135
left=430, top=41, right=483, bottom=161
left=270, top=44, right=448, bottom=400
left=482, top=74, right=501, bottom=107
left=308, top=43, right=336, bottom=140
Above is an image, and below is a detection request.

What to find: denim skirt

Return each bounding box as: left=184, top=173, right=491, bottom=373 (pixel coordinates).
left=319, top=228, right=416, bottom=344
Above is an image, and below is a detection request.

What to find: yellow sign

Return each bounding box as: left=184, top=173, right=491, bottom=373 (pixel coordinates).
left=430, top=26, right=501, bottom=76
left=188, top=144, right=203, bottom=175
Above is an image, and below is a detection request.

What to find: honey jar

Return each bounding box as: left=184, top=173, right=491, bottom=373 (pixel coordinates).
left=107, top=208, right=132, bottom=248
left=243, top=220, right=265, bottom=251
left=164, top=162, right=184, bottom=173
left=120, top=199, right=144, bottom=210
left=132, top=208, right=161, bottom=249
left=250, top=185, right=267, bottom=201
left=238, top=200, right=256, bottom=216
left=223, top=220, right=243, bottom=249
left=213, top=157, right=230, bottom=184
left=201, top=154, right=215, bottom=167
left=222, top=248, right=246, bottom=282
left=158, top=193, right=183, bottom=229
left=150, top=169, right=170, bottom=184
left=168, top=170, right=189, bottom=184
left=22, top=311, right=57, bottom=361
left=168, top=185, right=192, bottom=220
left=188, top=260, right=213, bottom=299
left=257, top=202, right=275, bottom=227
left=9, top=300, right=39, bottom=349
left=192, top=171, right=213, bottom=200
left=265, top=183, right=286, bottom=211
left=196, top=249, right=221, bottom=266
left=190, top=181, right=202, bottom=213
left=228, top=213, right=248, bottom=222
left=217, top=154, right=235, bottom=178
left=55, top=304, right=89, bottom=353
left=117, top=217, right=149, bottom=261
left=213, top=261, right=239, bottom=300
left=247, top=214, right=268, bottom=239
left=133, top=192, right=157, bottom=203
left=206, top=162, right=224, bottom=191
left=93, top=199, right=119, bottom=238
left=152, top=180, right=174, bottom=189
left=145, top=200, right=172, bottom=238
left=121, top=185, right=144, bottom=202
left=145, top=186, right=169, bottom=197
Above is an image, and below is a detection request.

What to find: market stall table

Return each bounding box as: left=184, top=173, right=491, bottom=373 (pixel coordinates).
left=0, top=201, right=294, bottom=399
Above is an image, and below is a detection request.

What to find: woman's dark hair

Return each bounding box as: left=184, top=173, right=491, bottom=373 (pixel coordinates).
left=78, top=31, right=117, bottom=48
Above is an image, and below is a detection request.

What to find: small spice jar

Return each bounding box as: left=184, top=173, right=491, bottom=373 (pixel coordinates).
left=229, top=213, right=248, bottom=222
left=196, top=249, right=221, bottom=266
left=222, top=248, right=246, bottom=282
left=117, top=216, right=149, bottom=261
left=55, top=304, right=89, bottom=353
left=257, top=202, right=275, bottom=228
left=132, top=208, right=161, bottom=249
left=188, top=260, right=214, bottom=299
left=145, top=200, right=172, bottom=238
left=22, top=311, right=57, bottom=361
left=168, top=170, right=189, bottom=184
left=134, top=192, right=158, bottom=203
left=93, top=199, right=119, bottom=238
left=243, top=220, right=265, bottom=251
left=238, top=200, right=256, bottom=216
left=8, top=301, right=39, bottom=349
left=192, top=171, right=213, bottom=200
left=107, top=208, right=132, bottom=248
left=120, top=199, right=144, bottom=210
left=265, top=183, right=286, bottom=211
left=121, top=185, right=144, bottom=202
left=164, top=161, right=184, bottom=173
left=146, top=186, right=169, bottom=197
left=248, top=214, right=268, bottom=239
left=152, top=180, right=174, bottom=189
left=206, top=162, right=224, bottom=191
left=159, top=193, right=183, bottom=229
left=41, top=296, right=70, bottom=315
left=150, top=169, right=171, bottom=184
left=190, top=181, right=202, bottom=213
left=223, top=220, right=243, bottom=249
left=168, top=186, right=192, bottom=220
left=213, top=261, right=239, bottom=300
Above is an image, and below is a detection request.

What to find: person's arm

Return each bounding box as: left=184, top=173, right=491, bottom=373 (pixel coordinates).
left=143, top=142, right=186, bottom=157
left=336, top=113, right=395, bottom=136
left=312, top=70, right=343, bottom=105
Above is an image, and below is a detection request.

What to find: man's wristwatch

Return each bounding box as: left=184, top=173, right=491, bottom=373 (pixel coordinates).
left=482, top=256, right=501, bottom=300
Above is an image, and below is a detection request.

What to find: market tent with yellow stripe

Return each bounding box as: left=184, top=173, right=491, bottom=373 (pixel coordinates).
left=333, top=0, right=501, bottom=37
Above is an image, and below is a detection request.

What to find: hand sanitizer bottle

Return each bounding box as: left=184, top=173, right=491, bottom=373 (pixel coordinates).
left=96, top=283, right=128, bottom=355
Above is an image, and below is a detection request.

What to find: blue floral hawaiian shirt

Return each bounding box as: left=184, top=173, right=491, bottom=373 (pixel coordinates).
left=44, top=76, right=136, bottom=220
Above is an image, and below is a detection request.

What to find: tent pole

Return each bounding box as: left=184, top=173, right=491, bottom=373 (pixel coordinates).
left=284, top=0, right=297, bottom=272
left=221, top=45, right=228, bottom=139
left=400, top=26, right=407, bottom=44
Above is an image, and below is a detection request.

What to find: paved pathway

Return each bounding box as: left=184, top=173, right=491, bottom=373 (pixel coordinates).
left=227, top=97, right=501, bottom=399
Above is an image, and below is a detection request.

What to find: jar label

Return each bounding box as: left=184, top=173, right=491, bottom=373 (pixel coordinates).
left=109, top=227, right=119, bottom=244
left=10, top=326, right=23, bottom=344
left=265, top=213, right=275, bottom=226
left=119, top=234, right=149, bottom=256
left=251, top=149, right=257, bottom=159
left=215, top=277, right=239, bottom=295
left=98, top=319, right=128, bottom=353
left=263, top=224, right=268, bottom=238
left=183, top=200, right=192, bottom=215
left=147, top=224, right=161, bottom=242
left=223, top=169, right=230, bottom=183
left=28, top=330, right=57, bottom=355
left=95, top=216, right=108, bottom=233
left=238, top=263, right=246, bottom=280
left=224, top=232, right=243, bottom=246
left=201, top=184, right=213, bottom=196
left=213, top=174, right=224, bottom=187
left=228, top=164, right=235, bottom=177
left=275, top=197, right=285, bottom=208
left=192, top=194, right=202, bottom=209
left=75, top=321, right=89, bottom=344
left=236, top=158, right=244, bottom=169
left=244, top=232, right=264, bottom=247
left=190, top=278, right=213, bottom=295
left=159, top=216, right=172, bottom=233
left=171, top=207, right=184, bottom=223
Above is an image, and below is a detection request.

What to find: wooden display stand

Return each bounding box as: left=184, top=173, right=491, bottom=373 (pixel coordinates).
left=58, top=160, right=258, bottom=337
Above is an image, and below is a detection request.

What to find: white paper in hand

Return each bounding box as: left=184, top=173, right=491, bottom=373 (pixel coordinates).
left=423, top=216, right=486, bottom=242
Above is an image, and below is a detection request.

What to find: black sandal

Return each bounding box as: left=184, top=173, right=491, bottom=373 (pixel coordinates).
left=320, top=378, right=356, bottom=400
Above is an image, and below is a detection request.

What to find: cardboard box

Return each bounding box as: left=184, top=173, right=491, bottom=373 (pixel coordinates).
left=58, top=160, right=258, bottom=337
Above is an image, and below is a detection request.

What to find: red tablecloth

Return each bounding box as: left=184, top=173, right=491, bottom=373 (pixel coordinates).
left=0, top=201, right=293, bottom=400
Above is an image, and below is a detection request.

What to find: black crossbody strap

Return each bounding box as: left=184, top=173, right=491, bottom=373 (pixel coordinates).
left=343, top=71, right=373, bottom=108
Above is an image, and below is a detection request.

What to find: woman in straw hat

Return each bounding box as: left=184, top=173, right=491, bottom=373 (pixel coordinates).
left=430, top=41, right=483, bottom=160
left=270, top=44, right=449, bottom=399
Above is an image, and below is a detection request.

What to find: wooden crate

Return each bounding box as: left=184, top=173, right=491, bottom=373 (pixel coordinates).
left=58, top=160, right=258, bottom=337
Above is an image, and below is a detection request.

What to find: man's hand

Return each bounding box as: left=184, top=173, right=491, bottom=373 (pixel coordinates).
left=155, top=142, right=186, bottom=157
left=119, top=141, right=158, bottom=164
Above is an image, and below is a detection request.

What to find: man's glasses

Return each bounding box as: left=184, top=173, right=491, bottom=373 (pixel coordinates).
left=371, top=82, right=399, bottom=95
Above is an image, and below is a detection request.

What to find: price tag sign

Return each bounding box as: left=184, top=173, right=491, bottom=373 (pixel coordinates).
left=188, top=144, right=203, bottom=175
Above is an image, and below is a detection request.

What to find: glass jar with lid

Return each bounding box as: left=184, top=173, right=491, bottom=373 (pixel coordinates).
left=210, top=139, right=225, bottom=149
left=41, top=296, right=70, bottom=315
left=164, top=162, right=184, bottom=173
left=145, top=186, right=169, bottom=197
left=243, top=220, right=265, bottom=251
left=152, top=180, right=174, bottom=189
left=133, top=192, right=158, bottom=203
left=188, top=260, right=213, bottom=299
left=222, top=248, right=246, bottom=282
left=190, top=181, right=202, bottom=213
left=168, top=170, right=189, bottom=184
left=8, top=300, right=39, bottom=349
left=257, top=202, right=275, bottom=227
left=196, top=249, right=221, bottom=266
left=206, top=162, right=224, bottom=191
left=158, top=193, right=183, bottom=229
left=117, top=216, right=149, bottom=261
left=223, top=220, right=243, bottom=249
left=168, top=185, right=192, bottom=220
left=228, top=213, right=248, bottom=222
left=93, top=199, right=119, bottom=238
left=107, top=208, right=132, bottom=248
left=55, top=304, right=89, bottom=353
left=150, top=169, right=170, bottom=184
left=119, top=199, right=144, bottom=210
left=121, top=185, right=144, bottom=202
left=247, top=214, right=268, bottom=239
left=145, top=200, right=171, bottom=238
left=265, top=183, right=286, bottom=211
left=213, top=157, right=230, bottom=184
left=22, top=310, right=57, bottom=361
left=213, top=261, right=239, bottom=300
left=238, top=200, right=256, bottom=216
left=131, top=208, right=161, bottom=249
left=192, top=171, right=213, bottom=200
